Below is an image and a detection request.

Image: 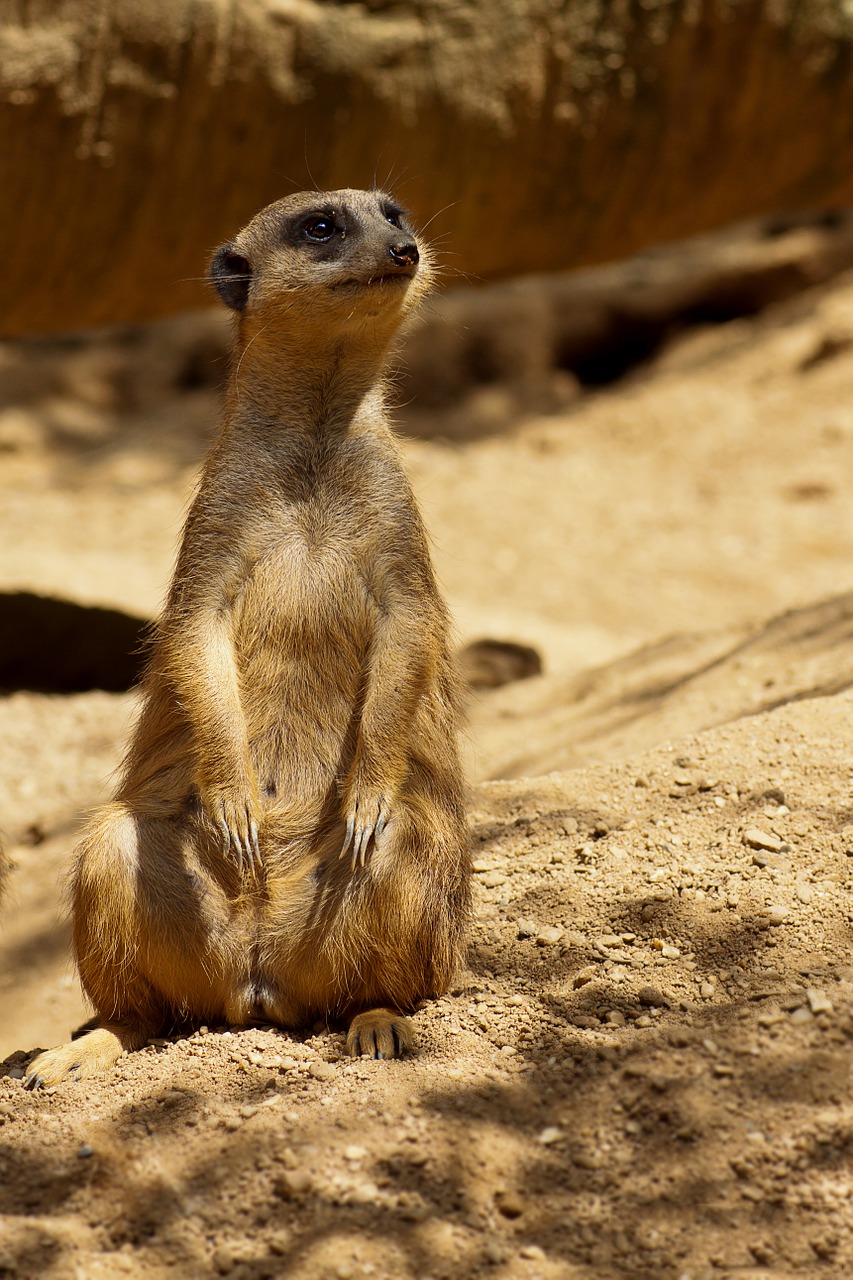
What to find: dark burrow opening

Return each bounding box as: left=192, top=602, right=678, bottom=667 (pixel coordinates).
left=0, top=592, right=149, bottom=694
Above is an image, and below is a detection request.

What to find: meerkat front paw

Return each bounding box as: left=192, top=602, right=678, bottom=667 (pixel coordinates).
left=347, top=1009, right=413, bottom=1059
left=339, top=788, right=392, bottom=868
left=202, top=780, right=261, bottom=876
left=24, top=1027, right=131, bottom=1089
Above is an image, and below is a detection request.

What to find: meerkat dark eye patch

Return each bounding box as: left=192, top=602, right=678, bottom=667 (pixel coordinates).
left=300, top=215, right=340, bottom=242
left=382, top=203, right=407, bottom=230
left=209, top=245, right=252, bottom=312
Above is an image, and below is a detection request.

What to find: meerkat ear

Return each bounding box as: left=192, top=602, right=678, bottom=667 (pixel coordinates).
left=210, top=243, right=252, bottom=311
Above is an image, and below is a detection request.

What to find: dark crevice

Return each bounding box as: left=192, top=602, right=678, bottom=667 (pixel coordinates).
left=0, top=592, right=150, bottom=694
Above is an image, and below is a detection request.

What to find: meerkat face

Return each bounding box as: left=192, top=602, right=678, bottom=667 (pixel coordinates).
left=210, top=189, right=430, bottom=329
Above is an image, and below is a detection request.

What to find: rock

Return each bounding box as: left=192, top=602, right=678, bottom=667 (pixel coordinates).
left=537, top=1126, right=563, bottom=1145
left=789, top=1006, right=814, bottom=1025
left=660, top=943, right=681, bottom=960
left=495, top=1190, right=527, bottom=1219
left=751, top=850, right=789, bottom=870
left=213, top=1247, right=237, bottom=1274
left=762, top=904, right=790, bottom=926
left=348, top=1180, right=382, bottom=1205
left=806, top=988, right=833, bottom=1015
left=796, top=883, right=813, bottom=904
left=516, top=918, right=538, bottom=938
left=472, top=856, right=500, bottom=872
left=638, top=986, right=669, bottom=1008
left=479, top=870, right=507, bottom=888
left=308, top=1061, right=336, bottom=1082
left=605, top=1010, right=627, bottom=1027
left=274, top=1169, right=313, bottom=1198
left=573, top=965, right=598, bottom=988
left=535, top=925, right=564, bottom=946
left=743, top=828, right=784, bottom=853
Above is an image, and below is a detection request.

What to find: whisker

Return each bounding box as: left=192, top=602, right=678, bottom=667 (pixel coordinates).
left=419, top=200, right=458, bottom=234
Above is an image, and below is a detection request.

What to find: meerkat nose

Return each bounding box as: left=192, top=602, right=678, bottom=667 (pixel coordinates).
left=389, top=242, right=419, bottom=268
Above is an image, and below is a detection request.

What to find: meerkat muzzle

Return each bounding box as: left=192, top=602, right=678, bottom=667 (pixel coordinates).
left=389, top=242, right=419, bottom=268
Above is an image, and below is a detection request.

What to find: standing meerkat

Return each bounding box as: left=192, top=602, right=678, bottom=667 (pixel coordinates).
left=26, top=189, right=470, bottom=1088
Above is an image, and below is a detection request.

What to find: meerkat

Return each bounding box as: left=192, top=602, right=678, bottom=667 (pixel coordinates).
left=25, top=189, right=470, bottom=1088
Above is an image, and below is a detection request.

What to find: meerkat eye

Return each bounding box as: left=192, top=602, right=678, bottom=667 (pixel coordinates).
left=301, top=216, right=338, bottom=242
left=385, top=209, right=403, bottom=229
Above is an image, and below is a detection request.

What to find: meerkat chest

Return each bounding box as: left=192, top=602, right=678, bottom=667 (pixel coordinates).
left=240, top=483, right=392, bottom=622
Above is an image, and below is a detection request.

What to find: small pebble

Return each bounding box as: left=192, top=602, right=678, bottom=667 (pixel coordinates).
left=605, top=1009, right=627, bottom=1027
left=796, top=883, right=813, bottom=904
left=274, top=1169, right=313, bottom=1198
left=762, top=905, right=789, bottom=926
left=480, top=870, right=507, bottom=888
left=538, top=1126, right=563, bottom=1145
left=743, top=828, right=784, bottom=853
left=495, top=1190, right=526, bottom=1219
left=573, top=965, right=598, bottom=988
left=343, top=1144, right=367, bottom=1162
left=516, top=919, right=537, bottom=938
left=789, top=1006, right=814, bottom=1025
left=806, top=988, right=833, bottom=1015
left=700, top=982, right=715, bottom=999
left=751, top=851, right=789, bottom=870
left=519, top=1245, right=546, bottom=1260
left=472, top=856, right=500, bottom=873
left=660, top=943, right=681, bottom=960
left=348, top=1180, right=381, bottom=1205
left=535, top=925, right=564, bottom=946
left=308, top=1062, right=336, bottom=1082
left=638, top=985, right=669, bottom=1008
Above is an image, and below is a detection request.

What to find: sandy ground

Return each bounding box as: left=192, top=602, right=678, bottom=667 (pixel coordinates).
left=2, top=246, right=853, bottom=1278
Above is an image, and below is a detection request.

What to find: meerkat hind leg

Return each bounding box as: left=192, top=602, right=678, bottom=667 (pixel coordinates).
left=24, top=1021, right=149, bottom=1090
left=346, top=1009, right=413, bottom=1059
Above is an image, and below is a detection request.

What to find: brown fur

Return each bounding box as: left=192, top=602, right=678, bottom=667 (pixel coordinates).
left=26, top=190, right=470, bottom=1088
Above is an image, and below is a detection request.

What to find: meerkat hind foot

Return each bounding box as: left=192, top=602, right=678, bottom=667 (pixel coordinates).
left=24, top=1025, right=143, bottom=1090
left=347, top=1009, right=413, bottom=1059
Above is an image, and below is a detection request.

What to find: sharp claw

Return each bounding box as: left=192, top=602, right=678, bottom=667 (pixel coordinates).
left=250, top=819, right=261, bottom=868
left=25, top=1074, right=43, bottom=1091
left=231, top=830, right=244, bottom=875
left=375, top=812, right=386, bottom=840
left=218, top=816, right=230, bottom=855
left=340, top=815, right=355, bottom=860
left=356, top=824, right=373, bottom=868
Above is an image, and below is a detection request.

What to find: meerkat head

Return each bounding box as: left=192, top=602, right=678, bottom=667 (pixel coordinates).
left=209, top=189, right=432, bottom=342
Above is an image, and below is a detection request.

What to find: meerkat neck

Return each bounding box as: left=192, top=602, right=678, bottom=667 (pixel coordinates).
left=227, top=324, right=394, bottom=437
